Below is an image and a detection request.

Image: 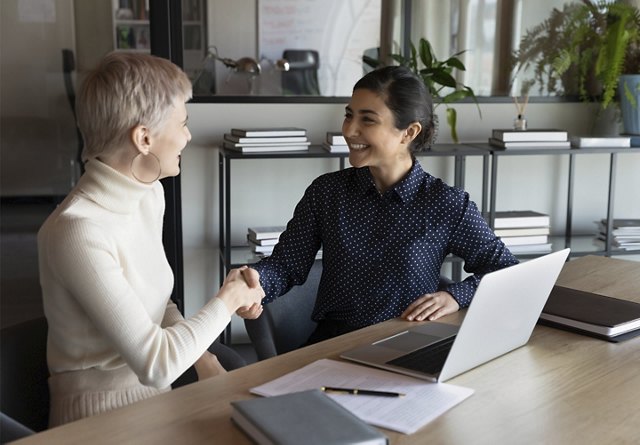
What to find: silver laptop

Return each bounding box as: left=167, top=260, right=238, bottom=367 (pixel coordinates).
left=341, top=248, right=570, bottom=382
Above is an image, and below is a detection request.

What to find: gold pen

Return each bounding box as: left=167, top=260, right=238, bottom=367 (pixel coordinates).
left=321, top=386, right=405, bottom=397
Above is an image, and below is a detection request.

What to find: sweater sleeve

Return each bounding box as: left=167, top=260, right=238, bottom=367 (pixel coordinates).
left=43, top=217, right=231, bottom=389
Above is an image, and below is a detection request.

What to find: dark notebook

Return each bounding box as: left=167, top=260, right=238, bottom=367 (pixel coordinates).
left=231, top=389, right=388, bottom=445
left=539, top=286, right=640, bottom=342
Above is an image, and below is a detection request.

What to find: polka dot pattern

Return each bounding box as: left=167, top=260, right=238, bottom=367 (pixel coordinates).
left=252, top=159, right=518, bottom=328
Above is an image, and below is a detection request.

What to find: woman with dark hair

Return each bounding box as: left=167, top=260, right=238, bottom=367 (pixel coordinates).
left=242, top=65, right=517, bottom=343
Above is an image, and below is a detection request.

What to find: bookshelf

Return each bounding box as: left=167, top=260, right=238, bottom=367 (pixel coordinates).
left=469, top=143, right=640, bottom=259
left=111, top=0, right=205, bottom=75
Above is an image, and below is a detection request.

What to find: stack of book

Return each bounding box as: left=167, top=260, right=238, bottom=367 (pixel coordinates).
left=223, top=128, right=310, bottom=153
left=322, top=131, right=349, bottom=153
left=594, top=218, right=640, bottom=251
left=247, top=226, right=285, bottom=257
left=489, top=129, right=570, bottom=149
left=570, top=136, right=631, bottom=148
left=488, top=211, right=552, bottom=254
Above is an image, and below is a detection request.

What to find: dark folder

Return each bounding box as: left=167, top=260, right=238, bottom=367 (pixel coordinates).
left=539, top=285, right=640, bottom=342
left=231, top=389, right=388, bottom=445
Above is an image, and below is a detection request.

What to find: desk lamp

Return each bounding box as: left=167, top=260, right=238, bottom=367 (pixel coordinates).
left=193, top=47, right=289, bottom=95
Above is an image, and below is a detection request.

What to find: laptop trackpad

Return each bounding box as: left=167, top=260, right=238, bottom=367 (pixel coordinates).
left=377, top=332, right=442, bottom=352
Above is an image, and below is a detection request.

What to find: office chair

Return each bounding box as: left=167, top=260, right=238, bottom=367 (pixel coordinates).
left=0, top=317, right=50, bottom=437
left=281, top=49, right=320, bottom=96
left=244, top=261, right=322, bottom=361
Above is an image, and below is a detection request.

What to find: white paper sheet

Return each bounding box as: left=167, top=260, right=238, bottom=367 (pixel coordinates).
left=250, top=359, right=474, bottom=434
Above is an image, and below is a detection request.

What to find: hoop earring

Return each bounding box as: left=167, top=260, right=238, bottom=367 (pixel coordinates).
left=130, top=152, right=161, bottom=184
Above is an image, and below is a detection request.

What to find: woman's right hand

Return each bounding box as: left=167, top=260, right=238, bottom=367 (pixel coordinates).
left=216, top=266, right=265, bottom=315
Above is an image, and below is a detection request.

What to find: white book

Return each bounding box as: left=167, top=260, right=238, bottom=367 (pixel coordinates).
left=485, top=211, right=551, bottom=229
left=322, top=142, right=349, bottom=153
left=223, top=141, right=310, bottom=153
left=501, top=235, right=549, bottom=246
left=248, top=226, right=285, bottom=241
left=231, top=127, right=306, bottom=137
left=494, top=227, right=550, bottom=237
left=507, top=243, right=553, bottom=254
left=224, top=134, right=309, bottom=144
left=571, top=137, right=631, bottom=148
left=489, top=138, right=571, bottom=149
left=491, top=129, right=568, bottom=142
left=326, top=131, right=347, bottom=145
left=247, top=235, right=280, bottom=246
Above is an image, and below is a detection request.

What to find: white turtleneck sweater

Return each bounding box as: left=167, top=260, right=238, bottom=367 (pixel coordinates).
left=38, top=159, right=231, bottom=426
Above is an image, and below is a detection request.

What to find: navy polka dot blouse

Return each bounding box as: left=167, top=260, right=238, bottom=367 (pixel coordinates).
left=251, top=159, right=518, bottom=328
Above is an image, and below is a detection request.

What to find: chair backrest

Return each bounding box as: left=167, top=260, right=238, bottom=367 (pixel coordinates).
left=245, top=261, right=321, bottom=361
left=281, top=49, right=320, bottom=95
left=0, top=317, right=50, bottom=433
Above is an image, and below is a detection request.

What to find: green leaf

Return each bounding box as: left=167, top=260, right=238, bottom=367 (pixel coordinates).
left=446, top=107, right=458, bottom=143
left=419, top=38, right=434, bottom=68
left=444, top=57, right=466, bottom=71
left=431, top=70, right=457, bottom=88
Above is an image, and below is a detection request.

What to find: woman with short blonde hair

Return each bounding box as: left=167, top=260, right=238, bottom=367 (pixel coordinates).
left=38, top=51, right=264, bottom=426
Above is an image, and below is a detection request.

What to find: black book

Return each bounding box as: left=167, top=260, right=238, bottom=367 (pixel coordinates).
left=539, top=286, right=640, bottom=341
left=231, top=389, right=388, bottom=445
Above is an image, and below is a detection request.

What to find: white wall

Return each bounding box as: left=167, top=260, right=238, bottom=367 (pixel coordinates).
left=181, top=100, right=640, bottom=340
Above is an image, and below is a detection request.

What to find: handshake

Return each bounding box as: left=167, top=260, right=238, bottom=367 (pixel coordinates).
left=217, top=266, right=265, bottom=319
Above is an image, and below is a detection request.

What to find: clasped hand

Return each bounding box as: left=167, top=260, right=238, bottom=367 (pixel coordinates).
left=218, top=266, right=264, bottom=319
left=401, top=291, right=459, bottom=322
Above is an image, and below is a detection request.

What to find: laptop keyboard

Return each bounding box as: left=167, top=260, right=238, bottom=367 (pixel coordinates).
left=386, top=336, right=456, bottom=375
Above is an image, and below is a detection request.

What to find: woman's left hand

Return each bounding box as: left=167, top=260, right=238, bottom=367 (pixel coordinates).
left=194, top=351, right=227, bottom=381
left=401, top=291, right=459, bottom=322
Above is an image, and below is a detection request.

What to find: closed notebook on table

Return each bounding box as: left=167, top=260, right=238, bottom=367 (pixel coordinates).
left=231, top=389, right=388, bottom=445
left=539, top=285, right=640, bottom=342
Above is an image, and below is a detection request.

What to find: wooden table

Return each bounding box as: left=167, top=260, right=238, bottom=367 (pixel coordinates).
left=15, top=256, right=640, bottom=444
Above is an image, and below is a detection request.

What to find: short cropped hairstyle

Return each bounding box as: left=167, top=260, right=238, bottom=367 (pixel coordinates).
left=353, top=66, right=435, bottom=152
left=77, top=51, right=192, bottom=161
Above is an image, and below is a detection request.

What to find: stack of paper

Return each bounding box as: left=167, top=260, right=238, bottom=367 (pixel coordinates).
left=250, top=358, right=474, bottom=435
left=322, top=131, right=349, bottom=153
left=489, top=129, right=570, bottom=149
left=223, top=128, right=310, bottom=153
left=594, top=218, right=640, bottom=251
left=486, top=211, right=552, bottom=254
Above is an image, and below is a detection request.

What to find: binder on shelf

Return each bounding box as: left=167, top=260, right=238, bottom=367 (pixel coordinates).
left=230, top=389, right=388, bottom=445
left=231, top=127, right=307, bottom=137
left=539, top=286, right=640, bottom=342
left=491, top=129, right=568, bottom=142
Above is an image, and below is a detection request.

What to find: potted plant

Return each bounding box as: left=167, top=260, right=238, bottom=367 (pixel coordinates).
left=512, top=0, right=640, bottom=133
left=364, top=38, right=481, bottom=144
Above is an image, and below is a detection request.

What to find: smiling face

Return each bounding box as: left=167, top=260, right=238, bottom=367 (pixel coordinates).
left=150, top=101, right=191, bottom=179
left=342, top=88, right=412, bottom=171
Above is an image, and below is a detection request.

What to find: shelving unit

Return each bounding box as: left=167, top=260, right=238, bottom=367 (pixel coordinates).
left=110, top=0, right=205, bottom=72
left=112, top=0, right=150, bottom=52
left=470, top=143, right=640, bottom=259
